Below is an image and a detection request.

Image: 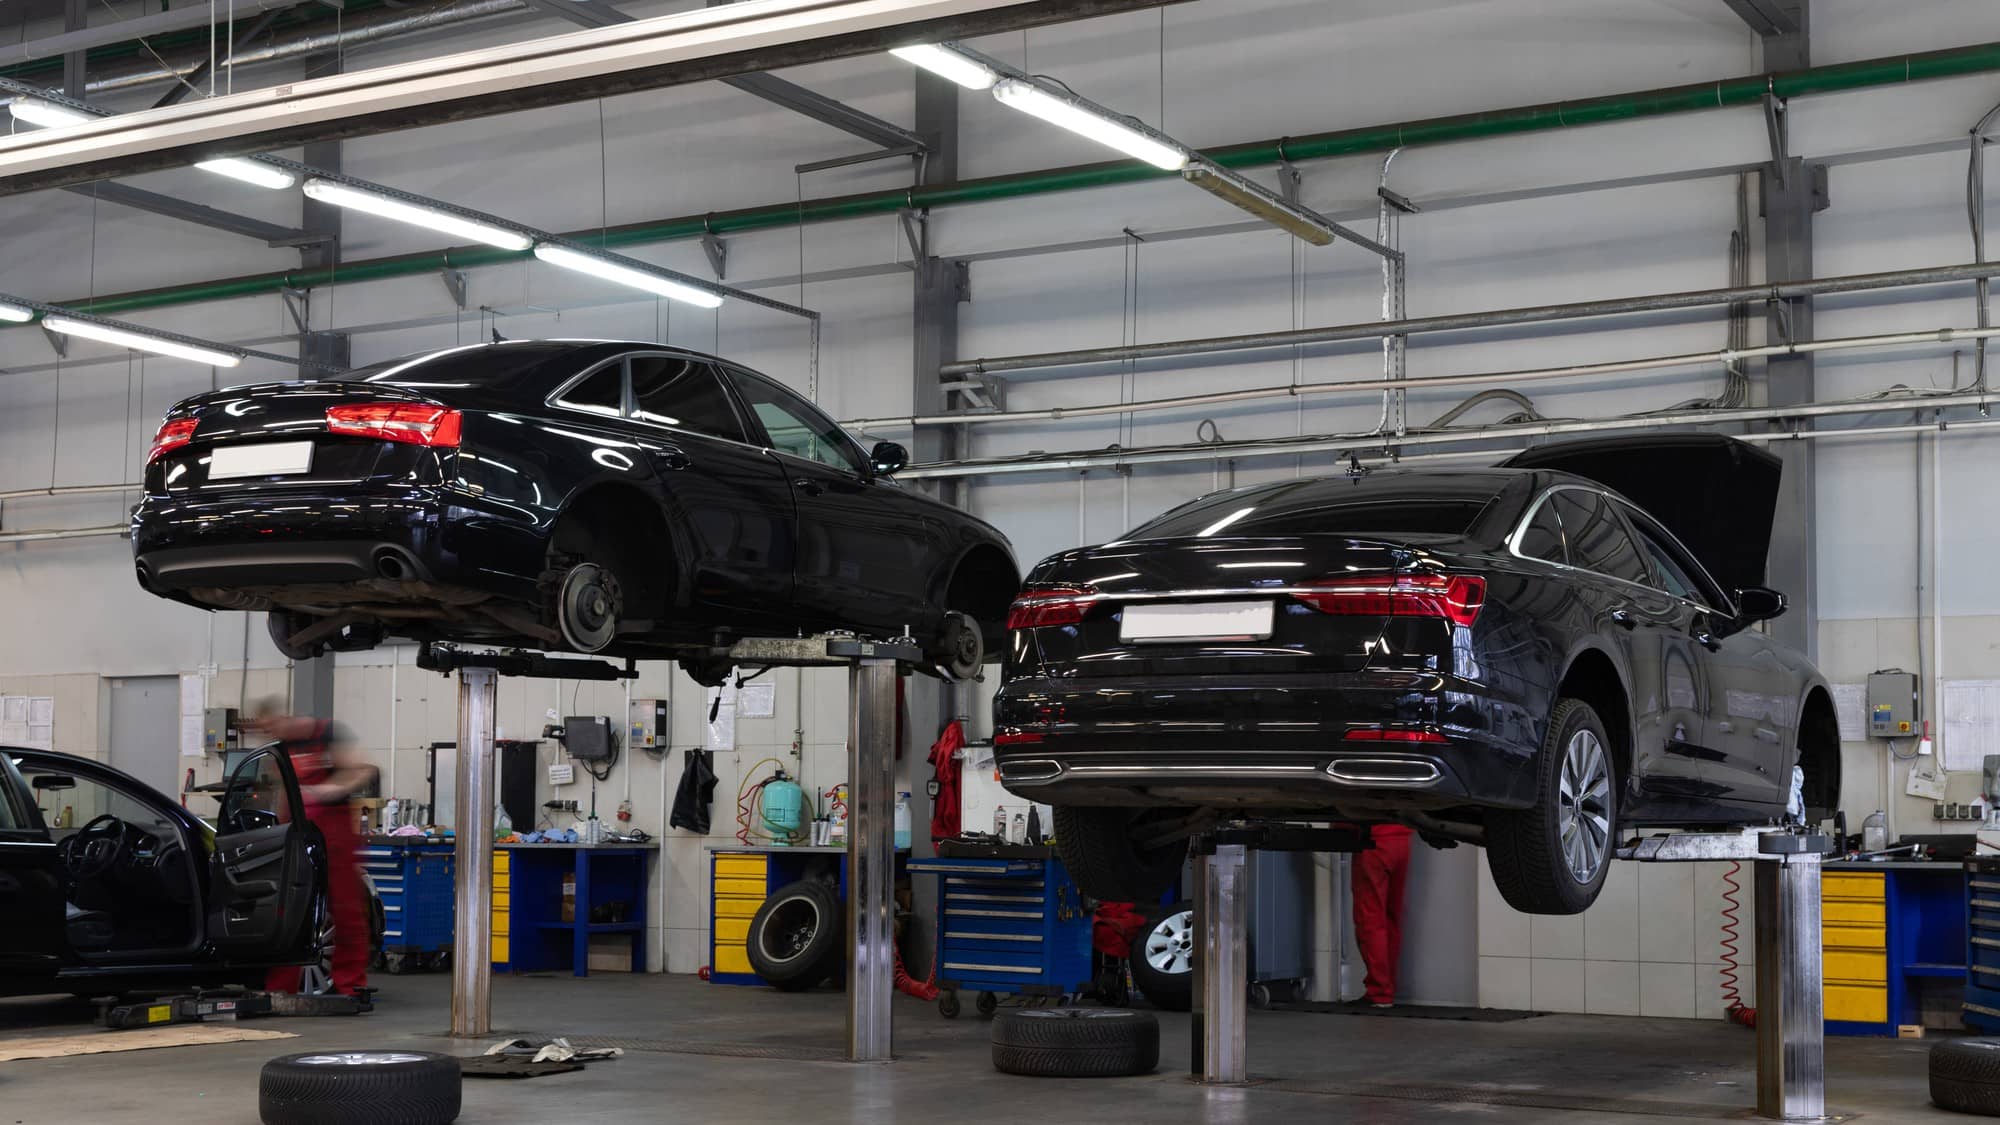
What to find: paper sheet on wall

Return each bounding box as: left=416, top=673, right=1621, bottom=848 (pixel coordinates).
left=1, top=695, right=54, bottom=750
left=1942, top=679, right=2000, bottom=773
left=179, top=673, right=208, bottom=757
left=737, top=682, right=776, bottom=719
left=0, top=696, right=26, bottom=747
left=705, top=687, right=736, bottom=752
left=1828, top=683, right=1867, bottom=743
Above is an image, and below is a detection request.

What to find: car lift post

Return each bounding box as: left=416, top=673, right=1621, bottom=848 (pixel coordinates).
left=1621, top=829, right=1831, bottom=1121
left=1190, top=825, right=1369, bottom=1085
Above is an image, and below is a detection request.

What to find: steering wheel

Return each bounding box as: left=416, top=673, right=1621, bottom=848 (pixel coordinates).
left=58, top=814, right=128, bottom=881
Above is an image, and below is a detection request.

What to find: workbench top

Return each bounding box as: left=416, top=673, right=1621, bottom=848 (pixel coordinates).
left=1824, top=859, right=1962, bottom=871
left=707, top=843, right=908, bottom=855
left=497, top=840, right=658, bottom=850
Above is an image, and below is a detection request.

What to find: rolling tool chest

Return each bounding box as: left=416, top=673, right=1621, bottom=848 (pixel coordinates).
left=909, top=848, right=1092, bottom=1016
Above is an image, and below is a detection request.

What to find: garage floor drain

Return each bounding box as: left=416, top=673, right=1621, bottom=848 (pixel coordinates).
left=1269, top=1078, right=1803, bottom=1119
left=526, top=1033, right=849, bottom=1063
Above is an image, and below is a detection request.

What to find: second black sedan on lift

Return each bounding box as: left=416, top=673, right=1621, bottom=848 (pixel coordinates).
left=130, top=342, right=1018, bottom=681
left=993, top=435, right=1840, bottom=914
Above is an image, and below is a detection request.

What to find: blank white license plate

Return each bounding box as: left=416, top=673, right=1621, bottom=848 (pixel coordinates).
left=1120, top=600, right=1274, bottom=643
left=208, top=441, right=314, bottom=480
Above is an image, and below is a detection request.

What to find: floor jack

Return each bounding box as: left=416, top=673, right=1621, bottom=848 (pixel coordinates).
left=97, top=988, right=374, bottom=1030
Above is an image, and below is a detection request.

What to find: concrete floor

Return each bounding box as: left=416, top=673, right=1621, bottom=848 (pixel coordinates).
left=0, top=972, right=1962, bottom=1123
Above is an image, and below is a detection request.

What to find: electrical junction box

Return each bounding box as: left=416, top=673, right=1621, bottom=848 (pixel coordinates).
left=1867, top=671, right=1920, bottom=738
left=628, top=698, right=669, bottom=750
left=562, top=716, right=616, bottom=762
left=549, top=762, right=575, bottom=786
left=202, top=707, right=239, bottom=755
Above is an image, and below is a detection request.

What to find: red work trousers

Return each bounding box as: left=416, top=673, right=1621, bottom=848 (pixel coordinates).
left=268, top=803, right=369, bottom=995
left=1352, top=824, right=1412, bottom=1005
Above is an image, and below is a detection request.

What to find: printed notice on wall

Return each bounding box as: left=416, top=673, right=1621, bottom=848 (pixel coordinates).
left=1829, top=683, right=1867, bottom=743
left=705, top=686, right=737, bottom=753
left=1, top=695, right=54, bottom=750
left=1942, top=679, right=2000, bottom=773
left=179, top=673, right=207, bottom=757
left=737, top=681, right=777, bottom=719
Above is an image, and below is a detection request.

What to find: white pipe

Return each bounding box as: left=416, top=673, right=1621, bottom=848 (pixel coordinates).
left=389, top=652, right=400, bottom=807
left=0, top=482, right=137, bottom=503
left=849, top=327, right=2000, bottom=432
left=1932, top=426, right=1946, bottom=772
left=0, top=524, right=125, bottom=542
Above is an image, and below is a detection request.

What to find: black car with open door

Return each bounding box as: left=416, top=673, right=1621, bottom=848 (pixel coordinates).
left=0, top=745, right=324, bottom=997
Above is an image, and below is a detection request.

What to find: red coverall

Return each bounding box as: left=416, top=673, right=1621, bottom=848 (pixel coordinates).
left=266, top=721, right=369, bottom=995
left=1351, top=823, right=1412, bottom=1006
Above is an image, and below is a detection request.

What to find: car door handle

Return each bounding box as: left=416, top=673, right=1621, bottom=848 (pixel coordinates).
left=1694, top=631, right=1722, bottom=652
left=794, top=478, right=824, bottom=497
left=658, top=450, right=692, bottom=471
left=1609, top=610, right=1637, bottom=630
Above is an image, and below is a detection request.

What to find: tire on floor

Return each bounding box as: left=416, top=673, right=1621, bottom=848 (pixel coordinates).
left=990, top=1008, right=1160, bottom=1077
left=746, top=879, right=842, bottom=991
left=1932, top=1039, right=2000, bottom=1115
left=259, top=1050, right=461, bottom=1125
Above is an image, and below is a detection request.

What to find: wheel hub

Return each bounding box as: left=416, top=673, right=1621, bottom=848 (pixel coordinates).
left=556, top=564, right=621, bottom=653
left=1145, top=910, right=1194, bottom=974
left=1557, top=729, right=1611, bottom=884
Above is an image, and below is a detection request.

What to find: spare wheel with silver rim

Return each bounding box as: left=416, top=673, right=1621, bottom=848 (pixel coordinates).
left=1129, top=902, right=1194, bottom=1011
left=259, top=1050, right=461, bottom=1125
left=1485, top=697, right=1619, bottom=915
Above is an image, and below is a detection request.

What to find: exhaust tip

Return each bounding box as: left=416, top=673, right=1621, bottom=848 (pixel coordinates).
left=1327, top=758, right=1443, bottom=785
left=373, top=550, right=411, bottom=580
left=998, top=759, right=1064, bottom=783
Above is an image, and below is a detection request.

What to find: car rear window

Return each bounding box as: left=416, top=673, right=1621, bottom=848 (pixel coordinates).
left=1128, top=476, right=1498, bottom=540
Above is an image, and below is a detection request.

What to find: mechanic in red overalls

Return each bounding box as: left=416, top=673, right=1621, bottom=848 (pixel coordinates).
left=248, top=700, right=375, bottom=997
left=1352, top=823, right=1413, bottom=1008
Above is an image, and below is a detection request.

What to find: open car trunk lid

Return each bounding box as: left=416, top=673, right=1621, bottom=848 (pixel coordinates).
left=1501, top=433, right=1781, bottom=594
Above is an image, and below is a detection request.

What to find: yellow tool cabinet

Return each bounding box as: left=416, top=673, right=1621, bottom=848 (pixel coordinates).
left=1821, top=870, right=1887, bottom=1025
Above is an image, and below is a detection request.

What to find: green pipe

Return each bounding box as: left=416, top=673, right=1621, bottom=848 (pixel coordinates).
left=50, top=38, right=2000, bottom=320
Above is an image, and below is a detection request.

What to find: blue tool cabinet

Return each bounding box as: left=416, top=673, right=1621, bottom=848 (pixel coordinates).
left=1965, top=859, right=2000, bottom=1032
left=358, top=837, right=456, bottom=972
left=908, top=854, right=1092, bottom=1017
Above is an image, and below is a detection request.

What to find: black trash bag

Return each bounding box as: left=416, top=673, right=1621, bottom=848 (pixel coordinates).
left=671, top=749, right=718, bottom=833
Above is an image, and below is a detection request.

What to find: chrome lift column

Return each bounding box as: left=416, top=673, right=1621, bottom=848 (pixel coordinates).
left=1191, top=842, right=1250, bottom=1084
left=450, top=666, right=497, bottom=1038
left=846, top=656, right=898, bottom=1062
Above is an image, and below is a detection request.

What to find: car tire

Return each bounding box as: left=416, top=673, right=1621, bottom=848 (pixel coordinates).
left=1932, top=1039, right=2000, bottom=1115
left=1053, top=806, right=1188, bottom=904
left=933, top=610, right=984, bottom=681
left=258, top=1051, right=461, bottom=1125
left=1130, top=903, right=1194, bottom=1012
left=990, top=1008, right=1159, bottom=1078
left=746, top=880, right=841, bottom=991
left=1486, top=698, right=1619, bottom=915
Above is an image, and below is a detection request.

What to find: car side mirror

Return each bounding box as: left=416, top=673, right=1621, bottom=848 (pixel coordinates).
left=869, top=441, right=909, bottom=478
left=1734, top=585, right=1787, bottom=623
left=31, top=774, right=75, bottom=791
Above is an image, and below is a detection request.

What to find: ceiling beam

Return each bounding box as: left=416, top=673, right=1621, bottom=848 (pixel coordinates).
left=0, top=0, right=1175, bottom=196
left=64, top=181, right=309, bottom=243
left=153, top=8, right=286, bottom=109
left=1721, top=0, right=1801, bottom=38
left=525, top=0, right=924, bottom=149
left=0, top=0, right=319, bottom=67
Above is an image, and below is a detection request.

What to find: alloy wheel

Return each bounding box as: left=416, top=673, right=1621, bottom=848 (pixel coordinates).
left=1144, top=909, right=1194, bottom=975
left=299, top=905, right=336, bottom=996
left=1557, top=728, right=1612, bottom=884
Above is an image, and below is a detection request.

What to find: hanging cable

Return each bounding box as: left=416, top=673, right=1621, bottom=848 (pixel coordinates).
left=1718, top=861, right=1756, bottom=1027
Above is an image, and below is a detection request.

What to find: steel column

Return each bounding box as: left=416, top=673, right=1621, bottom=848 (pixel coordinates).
left=1191, top=843, right=1250, bottom=1084
left=846, top=658, right=898, bottom=1061
left=451, top=667, right=497, bottom=1038
left=1754, top=853, right=1826, bottom=1121
left=288, top=649, right=334, bottom=721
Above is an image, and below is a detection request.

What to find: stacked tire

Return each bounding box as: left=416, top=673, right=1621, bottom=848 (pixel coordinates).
left=1933, top=1039, right=2000, bottom=1115
left=746, top=880, right=842, bottom=991
left=259, top=1051, right=460, bottom=1124
left=991, top=1009, right=1159, bottom=1077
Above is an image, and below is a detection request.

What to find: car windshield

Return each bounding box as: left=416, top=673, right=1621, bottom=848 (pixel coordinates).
left=1127, top=474, right=1499, bottom=540
left=339, top=342, right=584, bottom=388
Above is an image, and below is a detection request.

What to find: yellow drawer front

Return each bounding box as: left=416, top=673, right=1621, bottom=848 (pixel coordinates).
left=492, top=937, right=509, bottom=963
left=492, top=890, right=510, bottom=910
left=714, top=944, right=754, bottom=975
left=716, top=877, right=767, bottom=899
left=493, top=851, right=509, bottom=873
left=715, top=896, right=763, bottom=919
left=1824, top=949, right=1888, bottom=984
left=492, top=918, right=509, bottom=937
left=1825, top=983, right=1888, bottom=1023
left=716, top=916, right=752, bottom=943
left=715, top=856, right=769, bottom=878
left=1822, top=900, right=1886, bottom=926
left=1822, top=872, right=1885, bottom=901
left=1822, top=924, right=1886, bottom=951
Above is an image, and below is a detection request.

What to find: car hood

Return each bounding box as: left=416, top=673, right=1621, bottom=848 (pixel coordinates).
left=1501, top=434, right=1781, bottom=594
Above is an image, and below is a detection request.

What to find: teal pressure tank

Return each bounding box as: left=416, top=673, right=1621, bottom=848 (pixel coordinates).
left=759, top=771, right=806, bottom=844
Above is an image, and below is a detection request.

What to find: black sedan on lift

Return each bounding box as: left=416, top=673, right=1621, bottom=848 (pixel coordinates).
left=130, top=342, right=1018, bottom=682
left=993, top=435, right=1840, bottom=914
left=0, top=746, right=328, bottom=997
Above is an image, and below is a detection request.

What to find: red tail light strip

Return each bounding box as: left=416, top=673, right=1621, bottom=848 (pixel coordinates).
left=326, top=403, right=464, bottom=448
left=1005, top=585, right=1099, bottom=631
left=994, top=729, right=1047, bottom=746
left=1293, top=573, right=1486, bottom=627
left=147, top=417, right=199, bottom=464
left=1343, top=728, right=1448, bottom=744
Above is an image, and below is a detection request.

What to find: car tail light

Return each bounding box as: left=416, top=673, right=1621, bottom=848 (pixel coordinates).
left=1293, top=573, right=1486, bottom=628
left=1005, top=585, right=1098, bottom=631
left=994, top=729, right=1047, bottom=746
left=147, top=417, right=198, bottom=464
left=326, top=403, right=463, bottom=447
left=1344, top=728, right=1448, bottom=744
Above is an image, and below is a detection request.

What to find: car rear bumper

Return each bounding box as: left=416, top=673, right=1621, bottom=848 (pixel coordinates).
left=990, top=672, right=1539, bottom=812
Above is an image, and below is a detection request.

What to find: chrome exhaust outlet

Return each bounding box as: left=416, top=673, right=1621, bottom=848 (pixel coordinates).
left=1327, top=758, right=1443, bottom=785
left=998, top=759, right=1064, bottom=783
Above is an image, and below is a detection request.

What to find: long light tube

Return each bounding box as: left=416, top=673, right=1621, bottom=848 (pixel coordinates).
left=533, top=244, right=724, bottom=309
left=991, top=78, right=1187, bottom=171
left=12, top=97, right=294, bottom=189
left=0, top=301, right=30, bottom=323
left=889, top=43, right=997, bottom=89
left=8, top=97, right=89, bottom=129
left=42, top=316, right=242, bottom=367
left=302, top=178, right=533, bottom=251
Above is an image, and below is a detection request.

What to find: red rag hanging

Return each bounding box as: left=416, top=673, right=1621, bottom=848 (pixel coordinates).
left=1092, top=902, right=1149, bottom=960
left=927, top=719, right=965, bottom=844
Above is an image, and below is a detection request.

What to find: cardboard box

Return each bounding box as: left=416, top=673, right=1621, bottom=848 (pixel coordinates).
left=561, top=872, right=576, bottom=923
left=587, top=934, right=633, bottom=972
left=1899, top=1025, right=1926, bottom=1039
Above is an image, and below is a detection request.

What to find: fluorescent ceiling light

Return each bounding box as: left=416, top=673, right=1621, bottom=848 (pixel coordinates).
left=302, top=178, right=533, bottom=251
left=1182, top=162, right=1335, bottom=246
left=193, top=158, right=296, bottom=190
left=8, top=97, right=91, bottom=129
left=533, top=244, right=725, bottom=309
left=0, top=301, right=31, bottom=323
left=889, top=43, right=996, bottom=90
left=991, top=78, right=1187, bottom=171
left=42, top=316, right=242, bottom=367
